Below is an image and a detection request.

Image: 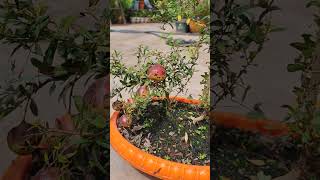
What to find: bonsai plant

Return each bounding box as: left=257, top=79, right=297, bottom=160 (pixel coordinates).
left=0, top=0, right=110, bottom=179
left=110, top=44, right=210, bottom=179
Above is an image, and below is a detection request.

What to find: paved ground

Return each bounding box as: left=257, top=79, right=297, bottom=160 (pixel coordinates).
left=110, top=23, right=210, bottom=180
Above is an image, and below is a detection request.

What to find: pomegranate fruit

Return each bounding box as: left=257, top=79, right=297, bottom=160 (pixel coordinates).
left=112, top=100, right=124, bottom=111
left=55, top=113, right=75, bottom=131
left=147, top=64, right=166, bottom=81
left=83, top=74, right=109, bottom=109
left=136, top=85, right=149, bottom=97
left=7, top=120, right=42, bottom=155
left=118, top=114, right=132, bottom=128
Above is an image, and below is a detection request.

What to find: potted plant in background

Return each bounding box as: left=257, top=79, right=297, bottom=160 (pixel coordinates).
left=188, top=0, right=209, bottom=33
left=130, top=10, right=152, bottom=23
left=175, top=15, right=190, bottom=33
left=110, top=43, right=210, bottom=179
left=0, top=0, right=110, bottom=179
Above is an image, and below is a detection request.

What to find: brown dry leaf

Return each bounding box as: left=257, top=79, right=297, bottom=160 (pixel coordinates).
left=131, top=133, right=143, bottom=145
left=247, top=159, right=266, bottom=166
left=184, top=132, right=188, bottom=143
left=143, top=138, right=151, bottom=148
left=191, top=114, right=205, bottom=124
left=175, top=152, right=183, bottom=157
left=122, top=129, right=130, bottom=139
left=132, top=125, right=143, bottom=132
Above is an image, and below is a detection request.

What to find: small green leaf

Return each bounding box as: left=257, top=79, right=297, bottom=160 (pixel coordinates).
left=89, top=0, right=99, bottom=7
left=44, top=39, right=58, bottom=65
left=30, top=99, right=38, bottom=116
left=257, top=171, right=271, bottom=180
left=91, top=115, right=105, bottom=129
left=34, top=16, right=49, bottom=38
left=34, top=43, right=42, bottom=56
left=30, top=58, right=43, bottom=69
left=73, top=96, right=84, bottom=112
left=49, top=82, right=56, bottom=95
left=59, top=16, right=77, bottom=31
left=287, top=63, right=305, bottom=72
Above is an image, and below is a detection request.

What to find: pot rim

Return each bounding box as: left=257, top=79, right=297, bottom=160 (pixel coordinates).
left=210, top=111, right=290, bottom=137
left=110, top=96, right=210, bottom=180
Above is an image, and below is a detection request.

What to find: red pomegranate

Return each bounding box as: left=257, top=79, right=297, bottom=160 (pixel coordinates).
left=118, top=115, right=131, bottom=128
left=83, top=74, right=110, bottom=109
left=147, top=64, right=166, bottom=82
left=136, top=85, right=149, bottom=97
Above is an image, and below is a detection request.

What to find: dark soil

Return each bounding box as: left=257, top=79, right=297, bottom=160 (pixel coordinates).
left=118, top=100, right=210, bottom=165
left=211, top=126, right=300, bottom=180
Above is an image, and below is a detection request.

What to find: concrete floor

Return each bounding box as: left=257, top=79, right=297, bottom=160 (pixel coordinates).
left=110, top=23, right=210, bottom=180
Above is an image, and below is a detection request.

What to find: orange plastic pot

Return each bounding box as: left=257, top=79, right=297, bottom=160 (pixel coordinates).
left=210, top=111, right=290, bottom=137
left=1, top=155, right=32, bottom=180
left=110, top=97, right=210, bottom=180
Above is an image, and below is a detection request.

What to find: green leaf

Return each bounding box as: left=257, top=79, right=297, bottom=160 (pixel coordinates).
left=91, top=115, right=105, bottom=129
left=14, top=0, right=20, bottom=9
left=302, top=132, right=311, bottom=143
left=34, top=16, right=49, bottom=38
left=89, top=0, right=99, bottom=7
left=257, top=171, right=271, bottom=180
left=287, top=63, right=305, bottom=72
left=73, top=96, right=84, bottom=112
left=44, top=39, right=58, bottom=65
left=58, top=154, right=68, bottom=163
left=91, top=146, right=107, bottom=174
left=70, top=137, right=90, bottom=145
left=307, top=0, right=320, bottom=8
left=31, top=58, right=54, bottom=75
left=10, top=44, right=22, bottom=57
left=241, top=85, right=251, bottom=102
left=312, top=111, right=320, bottom=133
left=59, top=16, right=77, bottom=31
left=30, top=58, right=43, bottom=69
left=34, top=43, right=42, bottom=56
left=30, top=98, right=38, bottom=116
left=49, top=82, right=56, bottom=95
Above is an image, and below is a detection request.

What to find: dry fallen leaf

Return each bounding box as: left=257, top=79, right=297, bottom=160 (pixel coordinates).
left=143, top=138, right=151, bottom=148
left=184, top=132, right=188, bottom=143
left=190, top=114, right=205, bottom=124
left=247, top=159, right=266, bottom=166
left=132, top=125, right=143, bottom=132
